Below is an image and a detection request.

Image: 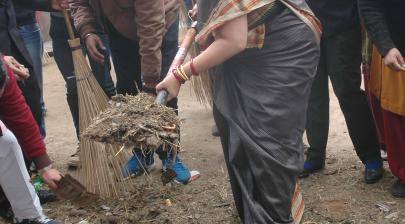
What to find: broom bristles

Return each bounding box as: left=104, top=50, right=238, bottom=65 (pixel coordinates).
left=68, top=38, right=136, bottom=198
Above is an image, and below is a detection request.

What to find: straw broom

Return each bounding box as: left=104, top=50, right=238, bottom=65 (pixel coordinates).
left=62, top=11, right=135, bottom=198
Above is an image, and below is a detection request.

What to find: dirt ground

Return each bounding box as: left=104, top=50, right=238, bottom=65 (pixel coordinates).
left=4, top=58, right=405, bottom=224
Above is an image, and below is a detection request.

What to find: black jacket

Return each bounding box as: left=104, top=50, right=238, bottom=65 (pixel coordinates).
left=307, top=0, right=359, bottom=37
left=358, top=0, right=405, bottom=56
left=0, top=0, right=53, bottom=125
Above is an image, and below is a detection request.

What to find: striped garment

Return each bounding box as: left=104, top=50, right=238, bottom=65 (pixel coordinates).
left=196, top=0, right=321, bottom=48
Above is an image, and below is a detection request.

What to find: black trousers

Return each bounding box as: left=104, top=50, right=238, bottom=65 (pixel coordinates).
left=105, top=19, right=178, bottom=109
left=305, top=26, right=381, bottom=164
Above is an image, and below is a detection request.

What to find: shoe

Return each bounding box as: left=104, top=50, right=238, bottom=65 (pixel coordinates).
left=162, top=156, right=197, bottom=184
left=67, top=151, right=80, bottom=169
left=15, top=215, right=59, bottom=224
left=121, top=152, right=156, bottom=178
left=37, top=190, right=58, bottom=204
left=0, top=206, right=13, bottom=222
left=390, top=180, right=405, bottom=198
left=364, top=160, right=384, bottom=184
left=0, top=191, right=13, bottom=222
left=211, top=125, right=220, bottom=137
left=298, top=161, right=324, bottom=178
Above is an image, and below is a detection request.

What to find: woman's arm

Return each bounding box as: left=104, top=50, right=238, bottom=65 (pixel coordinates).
left=186, top=15, right=248, bottom=74
left=157, top=15, right=248, bottom=100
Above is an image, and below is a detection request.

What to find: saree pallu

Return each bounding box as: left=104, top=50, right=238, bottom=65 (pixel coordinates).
left=365, top=47, right=405, bottom=184
left=213, top=7, right=319, bottom=224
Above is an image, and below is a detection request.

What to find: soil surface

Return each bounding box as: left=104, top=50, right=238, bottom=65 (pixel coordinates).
left=2, top=60, right=404, bottom=224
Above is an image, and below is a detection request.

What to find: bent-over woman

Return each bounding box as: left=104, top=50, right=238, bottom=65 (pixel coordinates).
left=157, top=0, right=321, bottom=223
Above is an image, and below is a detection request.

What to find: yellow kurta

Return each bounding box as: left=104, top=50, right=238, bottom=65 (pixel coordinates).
left=369, top=47, right=405, bottom=116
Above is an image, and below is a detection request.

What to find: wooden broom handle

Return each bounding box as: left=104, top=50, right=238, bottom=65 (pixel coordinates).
left=62, top=10, right=75, bottom=40
left=180, top=28, right=197, bottom=49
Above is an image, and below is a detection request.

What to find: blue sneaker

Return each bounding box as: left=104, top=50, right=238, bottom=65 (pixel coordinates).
left=364, top=159, right=384, bottom=184
left=122, top=151, right=156, bottom=178
left=162, top=156, right=192, bottom=184
left=298, top=161, right=324, bottom=178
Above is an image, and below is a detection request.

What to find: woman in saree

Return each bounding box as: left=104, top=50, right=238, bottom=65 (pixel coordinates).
left=157, top=0, right=321, bottom=223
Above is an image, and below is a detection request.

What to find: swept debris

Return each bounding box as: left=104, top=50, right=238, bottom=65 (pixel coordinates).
left=83, top=94, right=180, bottom=151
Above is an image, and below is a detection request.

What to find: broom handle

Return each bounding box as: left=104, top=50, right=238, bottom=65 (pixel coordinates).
left=156, top=90, right=169, bottom=105
left=62, top=10, right=75, bottom=40
left=155, top=26, right=198, bottom=105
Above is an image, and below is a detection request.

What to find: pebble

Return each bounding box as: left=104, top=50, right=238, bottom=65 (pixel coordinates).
left=385, top=212, right=399, bottom=220
left=78, top=221, right=91, bottom=224
left=375, top=202, right=391, bottom=213
left=101, top=205, right=111, bottom=211
left=165, top=199, right=172, bottom=207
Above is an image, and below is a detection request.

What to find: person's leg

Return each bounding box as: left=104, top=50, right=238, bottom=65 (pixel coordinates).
left=107, top=21, right=142, bottom=95
left=0, top=126, right=42, bottom=220
left=327, top=26, right=382, bottom=183
left=50, top=16, right=80, bottom=138
left=156, top=20, right=200, bottom=183
left=303, top=38, right=329, bottom=175
left=382, top=110, right=405, bottom=197
left=18, top=22, right=46, bottom=137
left=160, top=19, right=179, bottom=110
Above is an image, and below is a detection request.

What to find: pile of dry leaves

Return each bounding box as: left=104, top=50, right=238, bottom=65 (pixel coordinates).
left=83, top=94, right=180, bottom=151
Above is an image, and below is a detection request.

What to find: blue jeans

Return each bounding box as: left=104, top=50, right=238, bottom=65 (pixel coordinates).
left=19, top=22, right=46, bottom=137
left=50, top=16, right=116, bottom=138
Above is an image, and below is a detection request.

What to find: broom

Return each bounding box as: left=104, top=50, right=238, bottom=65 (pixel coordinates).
left=62, top=10, right=136, bottom=198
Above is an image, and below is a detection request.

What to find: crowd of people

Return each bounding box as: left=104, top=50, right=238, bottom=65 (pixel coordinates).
left=0, top=0, right=403, bottom=223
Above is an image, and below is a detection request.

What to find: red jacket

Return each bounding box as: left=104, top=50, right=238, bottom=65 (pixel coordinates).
left=0, top=64, right=51, bottom=169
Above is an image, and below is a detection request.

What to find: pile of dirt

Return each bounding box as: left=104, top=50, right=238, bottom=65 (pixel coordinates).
left=83, top=94, right=180, bottom=151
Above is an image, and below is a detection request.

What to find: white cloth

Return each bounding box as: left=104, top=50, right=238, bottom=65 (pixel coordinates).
left=0, top=121, right=43, bottom=220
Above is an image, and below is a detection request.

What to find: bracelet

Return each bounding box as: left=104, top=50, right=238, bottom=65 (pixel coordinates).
left=39, top=164, right=53, bottom=175
left=178, top=65, right=190, bottom=81
left=172, top=69, right=185, bottom=84
left=190, top=58, right=198, bottom=76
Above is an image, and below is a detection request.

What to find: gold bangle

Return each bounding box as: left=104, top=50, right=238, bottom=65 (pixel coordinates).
left=179, top=65, right=190, bottom=80
left=175, top=67, right=187, bottom=82
left=177, top=66, right=189, bottom=81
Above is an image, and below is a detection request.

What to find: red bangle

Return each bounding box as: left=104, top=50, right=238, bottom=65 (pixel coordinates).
left=190, top=58, right=198, bottom=76
left=172, top=69, right=185, bottom=84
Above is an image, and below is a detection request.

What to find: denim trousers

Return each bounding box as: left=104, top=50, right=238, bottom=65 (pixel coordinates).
left=50, top=15, right=116, bottom=138
left=18, top=22, right=46, bottom=137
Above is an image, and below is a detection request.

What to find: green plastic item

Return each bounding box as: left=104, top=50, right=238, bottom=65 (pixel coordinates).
left=33, top=175, right=43, bottom=193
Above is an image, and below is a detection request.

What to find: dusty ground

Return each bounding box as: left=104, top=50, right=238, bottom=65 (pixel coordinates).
left=2, top=58, right=404, bottom=224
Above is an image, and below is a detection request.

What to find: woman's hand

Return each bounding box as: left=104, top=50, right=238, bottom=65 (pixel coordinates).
left=156, top=72, right=181, bottom=101
left=384, top=48, right=405, bottom=72
left=41, top=168, right=62, bottom=189
left=3, top=56, right=30, bottom=80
